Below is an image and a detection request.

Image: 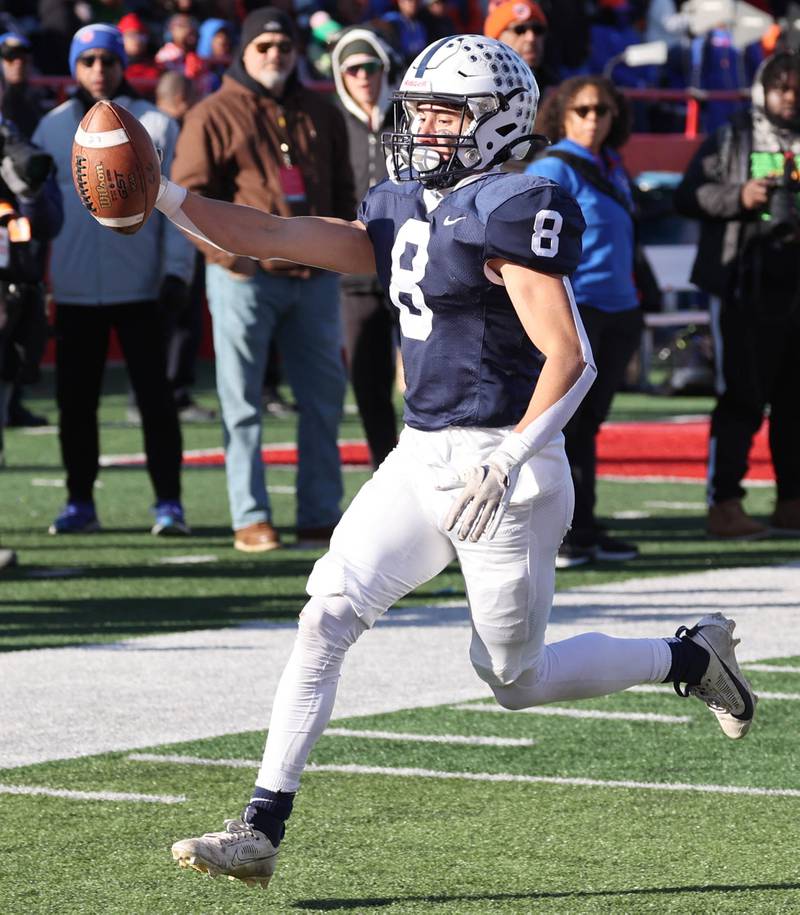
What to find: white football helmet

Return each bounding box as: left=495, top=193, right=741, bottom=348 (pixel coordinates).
left=384, top=35, right=543, bottom=189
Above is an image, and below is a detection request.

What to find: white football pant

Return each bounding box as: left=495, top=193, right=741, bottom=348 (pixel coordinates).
left=257, top=426, right=672, bottom=791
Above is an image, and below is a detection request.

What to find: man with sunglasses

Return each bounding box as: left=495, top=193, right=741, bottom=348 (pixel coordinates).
left=32, top=23, right=195, bottom=536
left=171, top=7, right=355, bottom=553
left=0, top=33, right=52, bottom=143
left=330, top=29, right=398, bottom=469
left=484, top=0, right=551, bottom=88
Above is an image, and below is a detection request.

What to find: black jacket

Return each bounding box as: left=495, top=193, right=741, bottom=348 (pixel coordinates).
left=674, top=111, right=760, bottom=297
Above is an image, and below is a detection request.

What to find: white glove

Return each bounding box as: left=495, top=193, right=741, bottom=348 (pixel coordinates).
left=438, top=462, right=513, bottom=542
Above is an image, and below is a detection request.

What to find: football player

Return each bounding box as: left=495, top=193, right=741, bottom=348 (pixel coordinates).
left=149, top=36, right=756, bottom=889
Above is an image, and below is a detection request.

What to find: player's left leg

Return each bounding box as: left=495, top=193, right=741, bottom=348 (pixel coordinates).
left=172, top=428, right=458, bottom=886
left=458, top=460, right=755, bottom=739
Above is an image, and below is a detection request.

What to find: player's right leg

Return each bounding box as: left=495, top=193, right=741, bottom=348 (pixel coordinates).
left=171, top=429, right=458, bottom=887
left=458, top=457, right=755, bottom=739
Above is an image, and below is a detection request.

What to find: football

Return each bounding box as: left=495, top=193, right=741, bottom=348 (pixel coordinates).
left=72, top=100, right=161, bottom=235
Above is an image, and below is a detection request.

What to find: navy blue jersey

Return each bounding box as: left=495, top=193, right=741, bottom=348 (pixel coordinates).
left=359, top=170, right=585, bottom=431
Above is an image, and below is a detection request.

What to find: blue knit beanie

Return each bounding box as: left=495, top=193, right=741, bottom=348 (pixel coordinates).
left=69, top=24, right=128, bottom=77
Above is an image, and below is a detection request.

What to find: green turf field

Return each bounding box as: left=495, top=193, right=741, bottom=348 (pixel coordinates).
left=1, top=369, right=798, bottom=913
left=2, top=671, right=799, bottom=913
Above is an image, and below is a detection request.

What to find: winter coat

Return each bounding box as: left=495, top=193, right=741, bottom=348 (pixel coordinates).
left=673, top=111, right=754, bottom=297
left=171, top=65, right=355, bottom=273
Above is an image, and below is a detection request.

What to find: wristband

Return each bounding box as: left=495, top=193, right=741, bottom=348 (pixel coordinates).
left=154, top=176, right=187, bottom=218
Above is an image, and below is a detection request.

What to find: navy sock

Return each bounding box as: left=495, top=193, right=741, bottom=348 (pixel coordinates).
left=243, top=787, right=295, bottom=847
left=662, top=636, right=710, bottom=687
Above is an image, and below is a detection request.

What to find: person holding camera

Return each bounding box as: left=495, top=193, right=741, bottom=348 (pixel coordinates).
left=676, top=52, right=800, bottom=539
left=0, top=116, right=63, bottom=468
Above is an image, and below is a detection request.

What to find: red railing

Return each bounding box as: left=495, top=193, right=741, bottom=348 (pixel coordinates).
left=31, top=75, right=751, bottom=139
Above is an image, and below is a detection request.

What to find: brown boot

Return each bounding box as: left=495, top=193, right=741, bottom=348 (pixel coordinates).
left=771, top=498, right=800, bottom=536
left=707, top=499, right=768, bottom=540
left=234, top=521, right=282, bottom=553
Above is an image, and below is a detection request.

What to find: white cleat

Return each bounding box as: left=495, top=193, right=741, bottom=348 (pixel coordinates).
left=171, top=818, right=278, bottom=888
left=677, top=613, right=757, bottom=739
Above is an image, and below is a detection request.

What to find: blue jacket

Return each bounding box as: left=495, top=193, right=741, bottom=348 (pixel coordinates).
left=33, top=93, right=194, bottom=305
left=526, top=138, right=638, bottom=313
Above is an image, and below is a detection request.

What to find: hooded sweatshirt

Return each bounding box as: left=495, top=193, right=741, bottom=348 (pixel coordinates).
left=331, top=28, right=394, bottom=206
left=675, top=56, right=800, bottom=297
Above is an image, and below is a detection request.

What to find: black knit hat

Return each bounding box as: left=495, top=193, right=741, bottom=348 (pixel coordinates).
left=239, top=7, right=296, bottom=50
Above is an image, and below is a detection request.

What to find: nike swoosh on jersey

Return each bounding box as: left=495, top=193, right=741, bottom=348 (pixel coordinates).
left=443, top=215, right=466, bottom=225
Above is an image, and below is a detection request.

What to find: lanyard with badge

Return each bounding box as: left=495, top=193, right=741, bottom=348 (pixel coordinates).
left=276, top=107, right=309, bottom=215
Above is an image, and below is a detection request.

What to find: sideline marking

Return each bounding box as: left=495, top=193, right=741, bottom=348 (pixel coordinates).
left=325, top=727, right=536, bottom=747
left=452, top=703, right=690, bottom=724
left=127, top=755, right=800, bottom=799
left=628, top=685, right=800, bottom=701
left=743, top=664, right=800, bottom=674
left=0, top=783, right=185, bottom=803
left=645, top=500, right=706, bottom=510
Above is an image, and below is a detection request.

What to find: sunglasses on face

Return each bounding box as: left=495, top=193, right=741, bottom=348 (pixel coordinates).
left=511, top=22, right=547, bottom=35
left=511, top=22, right=546, bottom=36
left=0, top=47, right=28, bottom=61
left=570, top=103, right=612, bottom=119
left=78, top=53, right=119, bottom=68
left=343, top=60, right=383, bottom=76
left=254, top=40, right=294, bottom=54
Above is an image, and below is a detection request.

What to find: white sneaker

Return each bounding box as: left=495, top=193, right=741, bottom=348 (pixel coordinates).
left=171, top=817, right=278, bottom=888
left=677, top=613, right=757, bottom=739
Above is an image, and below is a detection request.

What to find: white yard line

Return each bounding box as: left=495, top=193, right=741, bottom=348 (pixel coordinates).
left=0, top=783, right=185, bottom=803
left=452, top=704, right=690, bottom=724
left=3, top=563, right=799, bottom=769
left=628, top=685, right=800, bottom=701
left=743, top=664, right=800, bottom=674
left=324, top=728, right=536, bottom=747
left=126, top=755, right=800, bottom=800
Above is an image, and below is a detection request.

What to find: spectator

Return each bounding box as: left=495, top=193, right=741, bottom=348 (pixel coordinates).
left=156, top=68, right=196, bottom=121
left=382, top=0, right=428, bottom=63
left=154, top=70, right=215, bottom=423
left=33, top=23, right=195, bottom=536
left=196, top=18, right=233, bottom=91
left=0, top=33, right=53, bottom=140
left=331, top=28, right=398, bottom=467
left=118, top=13, right=161, bottom=83
left=675, top=52, right=800, bottom=539
left=171, top=7, right=354, bottom=552
left=484, top=0, right=554, bottom=92
left=526, top=75, right=641, bottom=568
left=0, top=122, right=63, bottom=465
left=155, top=13, right=205, bottom=79
left=0, top=31, right=57, bottom=429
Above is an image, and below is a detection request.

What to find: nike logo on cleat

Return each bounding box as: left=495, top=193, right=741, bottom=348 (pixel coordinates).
left=231, top=847, right=277, bottom=865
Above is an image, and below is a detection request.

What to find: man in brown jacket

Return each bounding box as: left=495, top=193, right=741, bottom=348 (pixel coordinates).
left=172, top=7, right=355, bottom=552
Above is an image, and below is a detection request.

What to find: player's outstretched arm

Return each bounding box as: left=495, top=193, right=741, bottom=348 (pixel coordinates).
left=156, top=178, right=375, bottom=276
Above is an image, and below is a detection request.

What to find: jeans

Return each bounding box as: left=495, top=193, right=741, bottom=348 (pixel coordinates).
left=206, top=265, right=345, bottom=531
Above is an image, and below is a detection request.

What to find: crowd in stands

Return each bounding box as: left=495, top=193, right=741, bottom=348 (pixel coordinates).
left=0, top=3, right=797, bottom=131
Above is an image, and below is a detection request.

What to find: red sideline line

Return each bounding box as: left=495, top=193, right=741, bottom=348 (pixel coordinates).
left=100, top=420, right=774, bottom=482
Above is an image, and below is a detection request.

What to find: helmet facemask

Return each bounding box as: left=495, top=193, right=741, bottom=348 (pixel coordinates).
left=384, top=88, right=540, bottom=189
